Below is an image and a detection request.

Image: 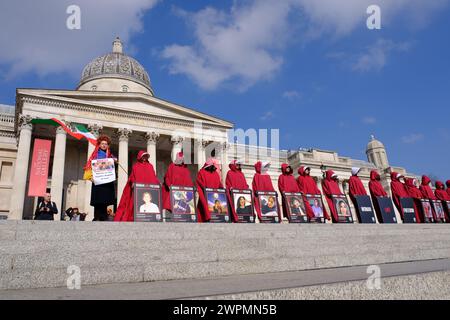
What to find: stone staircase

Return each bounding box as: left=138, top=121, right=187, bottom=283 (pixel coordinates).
left=1, top=220, right=450, bottom=290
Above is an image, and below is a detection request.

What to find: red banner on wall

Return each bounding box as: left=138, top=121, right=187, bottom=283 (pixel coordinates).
left=28, top=139, right=52, bottom=197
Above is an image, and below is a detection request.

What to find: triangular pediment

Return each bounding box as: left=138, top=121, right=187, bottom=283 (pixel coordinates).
left=16, top=89, right=233, bottom=128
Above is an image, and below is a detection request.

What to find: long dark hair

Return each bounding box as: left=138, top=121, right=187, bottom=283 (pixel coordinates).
left=236, top=196, right=246, bottom=208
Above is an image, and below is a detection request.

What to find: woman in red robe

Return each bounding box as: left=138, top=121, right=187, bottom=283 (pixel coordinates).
left=114, top=151, right=160, bottom=221
left=196, top=158, right=223, bottom=222
left=321, top=170, right=345, bottom=223
left=348, top=167, right=369, bottom=222
left=419, top=175, right=439, bottom=221
left=390, top=172, right=409, bottom=221
left=252, top=161, right=281, bottom=222
left=435, top=181, right=450, bottom=201
left=446, top=180, right=450, bottom=197
left=368, top=170, right=388, bottom=198
left=348, top=167, right=367, bottom=197
left=419, top=175, right=437, bottom=200
left=278, top=163, right=303, bottom=219
left=435, top=181, right=450, bottom=222
left=226, top=160, right=249, bottom=222
left=162, top=152, right=194, bottom=211
left=404, top=178, right=424, bottom=223
left=297, top=166, right=329, bottom=220
left=368, top=170, right=389, bottom=222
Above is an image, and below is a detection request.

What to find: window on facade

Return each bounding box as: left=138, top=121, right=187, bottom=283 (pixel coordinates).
left=0, top=162, right=13, bottom=182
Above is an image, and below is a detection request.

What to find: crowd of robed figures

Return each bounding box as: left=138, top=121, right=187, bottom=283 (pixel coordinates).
left=80, top=135, right=450, bottom=223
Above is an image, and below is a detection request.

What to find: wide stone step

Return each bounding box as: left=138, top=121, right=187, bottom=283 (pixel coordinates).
left=1, top=221, right=449, bottom=290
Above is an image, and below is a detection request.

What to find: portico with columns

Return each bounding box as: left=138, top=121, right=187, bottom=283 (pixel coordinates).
left=11, top=90, right=232, bottom=220
left=7, top=38, right=232, bottom=220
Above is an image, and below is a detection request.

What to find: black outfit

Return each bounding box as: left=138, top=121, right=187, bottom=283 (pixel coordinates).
left=91, top=182, right=115, bottom=221
left=236, top=205, right=252, bottom=215
left=35, top=201, right=58, bottom=220
left=88, top=149, right=117, bottom=221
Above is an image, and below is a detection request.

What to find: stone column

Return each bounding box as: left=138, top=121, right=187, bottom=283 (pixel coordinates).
left=84, top=124, right=101, bottom=221
left=50, top=125, right=67, bottom=221
left=146, top=131, right=159, bottom=169
left=171, top=136, right=184, bottom=162
left=117, top=128, right=132, bottom=202
left=221, top=142, right=229, bottom=183
left=195, top=139, right=209, bottom=171
left=9, top=115, right=33, bottom=220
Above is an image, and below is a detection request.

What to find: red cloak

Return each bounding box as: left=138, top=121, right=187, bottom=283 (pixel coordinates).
left=278, top=164, right=300, bottom=218
left=226, top=160, right=250, bottom=222
left=419, top=175, right=439, bottom=221
left=162, top=163, right=193, bottom=210
left=114, top=151, right=160, bottom=222
left=297, top=166, right=329, bottom=220
left=196, top=161, right=223, bottom=222
left=348, top=171, right=367, bottom=197
left=419, top=175, right=437, bottom=200
left=321, top=170, right=344, bottom=223
left=404, top=178, right=424, bottom=223
left=447, top=180, right=450, bottom=197
left=390, top=172, right=409, bottom=219
left=435, top=181, right=450, bottom=221
left=435, top=181, right=450, bottom=201
left=368, top=170, right=388, bottom=198
left=252, top=161, right=281, bottom=221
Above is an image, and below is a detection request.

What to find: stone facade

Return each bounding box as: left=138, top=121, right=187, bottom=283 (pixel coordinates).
left=0, top=38, right=419, bottom=222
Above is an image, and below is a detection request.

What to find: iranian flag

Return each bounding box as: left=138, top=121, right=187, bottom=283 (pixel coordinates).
left=31, top=118, right=97, bottom=145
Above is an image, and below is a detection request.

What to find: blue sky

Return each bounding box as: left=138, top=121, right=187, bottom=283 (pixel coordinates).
left=0, top=0, right=449, bottom=180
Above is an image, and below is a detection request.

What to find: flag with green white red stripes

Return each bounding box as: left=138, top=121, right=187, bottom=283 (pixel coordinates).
left=30, top=118, right=97, bottom=145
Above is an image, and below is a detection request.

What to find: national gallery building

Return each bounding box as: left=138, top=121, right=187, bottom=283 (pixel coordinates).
left=0, top=38, right=415, bottom=222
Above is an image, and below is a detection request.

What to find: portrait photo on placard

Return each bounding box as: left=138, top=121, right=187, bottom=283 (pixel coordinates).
left=286, top=195, right=306, bottom=216
left=207, top=191, right=228, bottom=214
left=334, top=198, right=352, bottom=217
left=422, top=200, right=433, bottom=219
left=259, top=195, right=278, bottom=217
left=432, top=201, right=445, bottom=220
left=171, top=190, right=195, bottom=215
left=307, top=197, right=324, bottom=219
left=135, top=188, right=160, bottom=214
left=233, top=193, right=253, bottom=215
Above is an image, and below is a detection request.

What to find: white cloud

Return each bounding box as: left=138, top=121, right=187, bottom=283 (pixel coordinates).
left=295, top=0, right=449, bottom=37
left=162, top=0, right=448, bottom=90
left=0, top=0, right=159, bottom=79
left=401, top=133, right=424, bottom=144
left=260, top=111, right=275, bottom=121
left=162, top=1, right=291, bottom=90
left=282, top=90, right=302, bottom=100
left=362, top=116, right=377, bottom=124
left=352, top=39, right=412, bottom=72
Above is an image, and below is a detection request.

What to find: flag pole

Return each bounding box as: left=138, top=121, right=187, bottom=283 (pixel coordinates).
left=116, top=162, right=128, bottom=175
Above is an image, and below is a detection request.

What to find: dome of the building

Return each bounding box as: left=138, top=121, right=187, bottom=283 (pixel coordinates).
left=77, top=37, right=153, bottom=95
left=366, top=135, right=385, bottom=151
